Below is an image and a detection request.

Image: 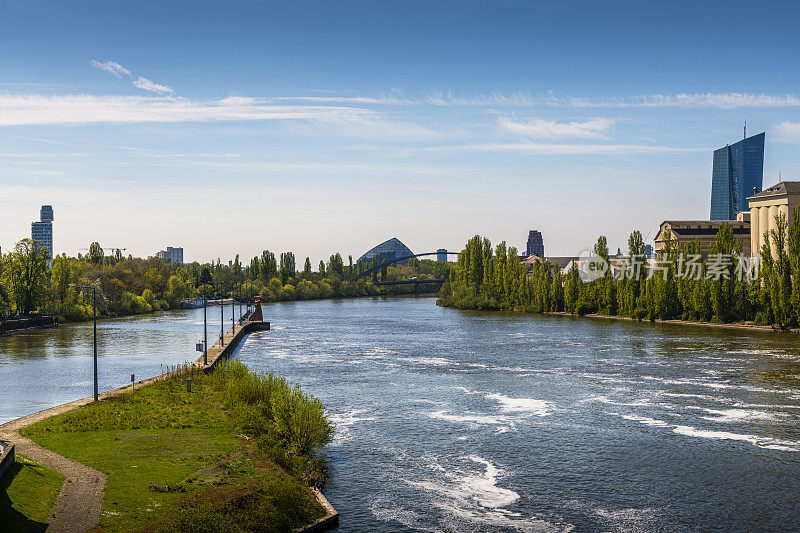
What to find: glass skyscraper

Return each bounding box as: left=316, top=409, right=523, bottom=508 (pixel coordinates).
left=31, top=205, right=54, bottom=263
left=710, top=132, right=765, bottom=220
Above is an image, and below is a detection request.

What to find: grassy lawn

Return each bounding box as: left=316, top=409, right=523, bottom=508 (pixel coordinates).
left=21, top=364, right=330, bottom=532
left=0, top=454, right=65, bottom=532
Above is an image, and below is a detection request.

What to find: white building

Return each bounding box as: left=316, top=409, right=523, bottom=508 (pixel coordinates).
left=156, top=246, right=184, bottom=264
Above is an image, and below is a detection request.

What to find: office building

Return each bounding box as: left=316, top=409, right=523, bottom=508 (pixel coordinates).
left=710, top=132, right=765, bottom=220
left=654, top=220, right=751, bottom=257
left=748, top=181, right=800, bottom=256
left=358, top=238, right=414, bottom=266
left=156, top=246, right=184, bottom=264
left=526, top=230, right=545, bottom=258
left=437, top=249, right=448, bottom=262
left=31, top=205, right=54, bottom=262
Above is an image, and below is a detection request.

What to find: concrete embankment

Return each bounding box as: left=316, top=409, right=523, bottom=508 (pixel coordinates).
left=0, top=315, right=58, bottom=336
left=196, top=319, right=271, bottom=369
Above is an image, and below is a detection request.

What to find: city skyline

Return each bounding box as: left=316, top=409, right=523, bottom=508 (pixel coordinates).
left=3, top=1, right=800, bottom=263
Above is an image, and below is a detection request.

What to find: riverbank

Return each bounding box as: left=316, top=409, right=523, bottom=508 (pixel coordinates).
left=527, top=309, right=797, bottom=334
left=1, top=360, right=335, bottom=532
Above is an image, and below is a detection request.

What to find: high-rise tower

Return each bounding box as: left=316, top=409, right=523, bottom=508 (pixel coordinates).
left=710, top=132, right=765, bottom=220
left=31, top=205, right=54, bottom=263
left=526, top=230, right=544, bottom=258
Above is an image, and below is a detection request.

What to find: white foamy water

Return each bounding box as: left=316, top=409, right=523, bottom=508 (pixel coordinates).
left=401, top=456, right=567, bottom=532
left=328, top=408, right=375, bottom=446
left=428, top=410, right=511, bottom=426
left=622, top=414, right=800, bottom=451
left=486, top=393, right=552, bottom=416
left=700, top=408, right=783, bottom=423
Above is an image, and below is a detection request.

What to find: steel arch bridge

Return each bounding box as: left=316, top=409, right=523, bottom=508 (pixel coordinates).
left=356, top=251, right=460, bottom=279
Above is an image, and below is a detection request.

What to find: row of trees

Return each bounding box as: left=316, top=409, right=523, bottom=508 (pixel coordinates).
left=0, top=240, right=450, bottom=322
left=439, top=212, right=800, bottom=327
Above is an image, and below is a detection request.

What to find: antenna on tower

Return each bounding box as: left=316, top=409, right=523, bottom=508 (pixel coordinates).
left=744, top=121, right=747, bottom=139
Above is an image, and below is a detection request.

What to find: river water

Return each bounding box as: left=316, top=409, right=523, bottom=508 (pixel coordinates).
left=234, top=297, right=800, bottom=532
left=0, top=304, right=241, bottom=423
left=3, top=296, right=800, bottom=531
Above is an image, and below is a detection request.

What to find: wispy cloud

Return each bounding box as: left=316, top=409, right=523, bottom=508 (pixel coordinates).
left=133, top=76, right=173, bottom=94
left=0, top=94, right=372, bottom=126
left=775, top=121, right=800, bottom=143
left=424, top=90, right=534, bottom=106
left=552, top=93, right=800, bottom=109
left=427, top=143, right=698, bottom=155
left=89, top=60, right=131, bottom=79
left=498, top=117, right=613, bottom=140
left=424, top=90, right=800, bottom=109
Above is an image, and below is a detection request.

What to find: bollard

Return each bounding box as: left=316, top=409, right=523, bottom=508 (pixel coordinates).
left=187, top=378, right=192, bottom=393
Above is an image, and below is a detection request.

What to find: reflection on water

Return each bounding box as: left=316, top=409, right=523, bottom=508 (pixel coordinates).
left=0, top=307, right=231, bottom=423
left=234, top=297, right=800, bottom=532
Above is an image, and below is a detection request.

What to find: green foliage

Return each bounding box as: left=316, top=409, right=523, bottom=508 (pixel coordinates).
left=3, top=238, right=49, bottom=314
left=440, top=221, right=800, bottom=328
left=214, top=360, right=333, bottom=458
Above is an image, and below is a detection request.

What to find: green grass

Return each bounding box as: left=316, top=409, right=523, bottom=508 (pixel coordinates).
left=20, top=365, right=329, bottom=532
left=0, top=454, right=65, bottom=532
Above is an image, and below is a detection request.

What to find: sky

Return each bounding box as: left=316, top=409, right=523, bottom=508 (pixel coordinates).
left=2, top=0, right=800, bottom=263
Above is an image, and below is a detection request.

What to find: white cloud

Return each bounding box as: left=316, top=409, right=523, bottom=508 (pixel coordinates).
left=428, top=143, right=698, bottom=155
left=424, top=90, right=534, bottom=106
left=0, top=94, right=373, bottom=126
left=775, top=121, right=800, bottom=143
left=89, top=60, right=131, bottom=79
left=553, top=93, right=800, bottom=108
left=424, top=90, right=800, bottom=109
left=133, top=76, right=173, bottom=94
left=498, top=117, right=613, bottom=140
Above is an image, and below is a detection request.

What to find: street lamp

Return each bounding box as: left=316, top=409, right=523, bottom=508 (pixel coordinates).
left=196, top=267, right=214, bottom=366
left=71, top=284, right=98, bottom=401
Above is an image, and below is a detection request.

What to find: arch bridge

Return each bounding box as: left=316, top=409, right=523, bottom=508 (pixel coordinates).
left=357, top=251, right=460, bottom=279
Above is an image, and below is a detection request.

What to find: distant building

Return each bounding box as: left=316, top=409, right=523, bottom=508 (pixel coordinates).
left=358, top=238, right=414, bottom=266
left=710, top=132, right=765, bottom=220
left=654, top=220, right=751, bottom=257
left=437, top=249, right=448, bottom=262
left=526, top=230, right=544, bottom=258
left=644, top=244, right=653, bottom=258
left=156, top=246, right=184, bottom=264
left=31, top=205, right=54, bottom=263
left=546, top=256, right=579, bottom=269
left=748, top=181, right=800, bottom=257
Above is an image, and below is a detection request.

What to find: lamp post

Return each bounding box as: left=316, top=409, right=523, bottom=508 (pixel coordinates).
left=196, top=267, right=214, bottom=366
left=71, top=284, right=98, bottom=401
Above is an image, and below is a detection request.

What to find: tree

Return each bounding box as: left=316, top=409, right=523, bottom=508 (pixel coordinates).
left=319, top=260, right=326, bottom=276
left=279, top=252, right=296, bottom=285
left=4, top=239, right=49, bottom=314
left=50, top=255, right=72, bottom=313
left=328, top=253, right=344, bottom=275
left=89, top=242, right=104, bottom=265
left=304, top=257, right=312, bottom=276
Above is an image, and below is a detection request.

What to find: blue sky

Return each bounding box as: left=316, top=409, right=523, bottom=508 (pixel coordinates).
left=2, top=0, right=800, bottom=262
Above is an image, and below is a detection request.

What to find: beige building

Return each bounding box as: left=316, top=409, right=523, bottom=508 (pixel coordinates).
left=654, top=220, right=751, bottom=257
left=748, top=181, right=800, bottom=256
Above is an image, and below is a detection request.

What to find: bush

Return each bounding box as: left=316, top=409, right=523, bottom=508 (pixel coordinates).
left=215, top=360, right=333, bottom=459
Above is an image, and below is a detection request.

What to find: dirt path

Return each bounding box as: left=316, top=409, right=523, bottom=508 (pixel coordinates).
left=0, top=396, right=106, bottom=532
left=0, top=378, right=167, bottom=532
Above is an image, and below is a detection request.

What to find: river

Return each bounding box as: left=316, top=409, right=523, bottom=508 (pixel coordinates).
left=3, top=296, right=800, bottom=531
